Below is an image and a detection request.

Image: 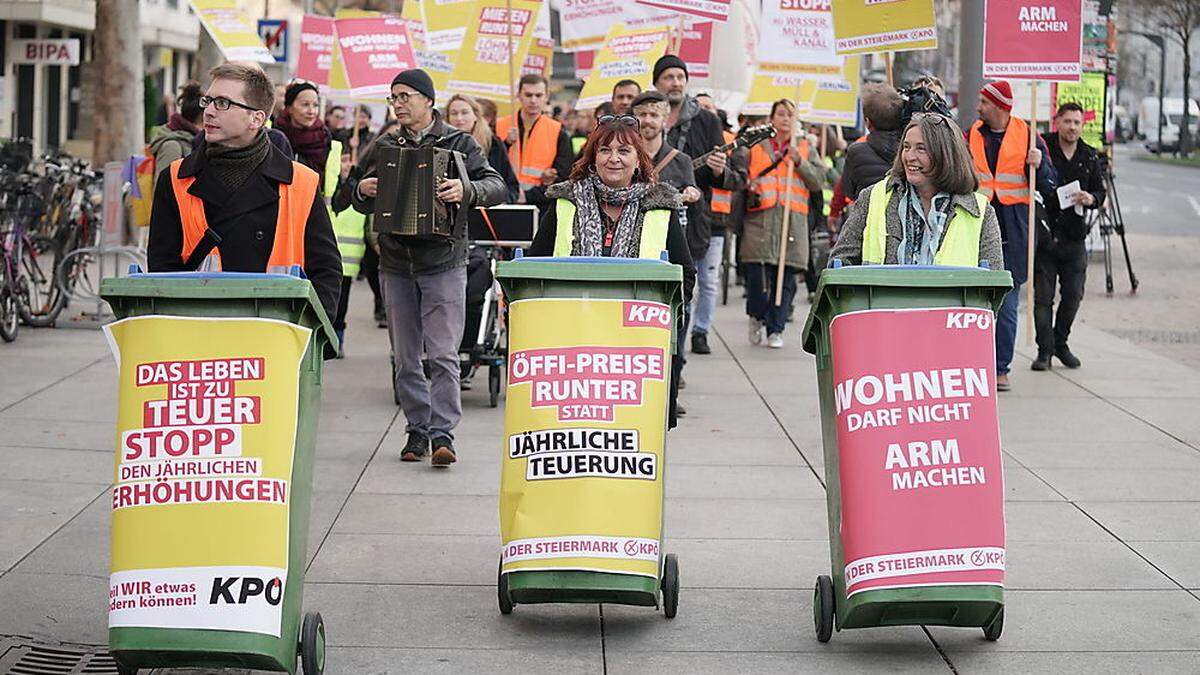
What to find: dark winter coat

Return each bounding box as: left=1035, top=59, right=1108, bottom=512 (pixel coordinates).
left=1041, top=132, right=1106, bottom=242
left=840, top=129, right=900, bottom=201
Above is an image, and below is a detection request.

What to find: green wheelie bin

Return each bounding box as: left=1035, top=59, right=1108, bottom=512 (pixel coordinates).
left=801, top=264, right=1013, bottom=643
left=495, top=256, right=683, bottom=617
left=99, top=271, right=336, bottom=675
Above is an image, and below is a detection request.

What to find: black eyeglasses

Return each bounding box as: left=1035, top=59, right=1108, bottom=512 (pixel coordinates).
left=387, top=92, right=424, bottom=105
left=598, top=114, right=639, bottom=130
left=199, top=96, right=261, bottom=113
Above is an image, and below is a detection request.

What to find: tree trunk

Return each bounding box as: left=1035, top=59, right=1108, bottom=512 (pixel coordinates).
left=92, top=0, right=144, bottom=165
left=1183, top=35, right=1193, bottom=156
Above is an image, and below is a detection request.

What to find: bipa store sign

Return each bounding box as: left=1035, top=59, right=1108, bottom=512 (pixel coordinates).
left=11, top=39, right=81, bottom=65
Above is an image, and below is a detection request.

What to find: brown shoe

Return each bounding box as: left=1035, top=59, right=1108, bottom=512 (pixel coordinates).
left=996, top=374, right=1012, bottom=392
left=431, top=437, right=457, bottom=468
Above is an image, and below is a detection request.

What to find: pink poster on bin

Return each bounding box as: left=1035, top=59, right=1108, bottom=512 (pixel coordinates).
left=830, top=307, right=1006, bottom=598
left=295, top=15, right=334, bottom=86
left=334, top=15, right=417, bottom=99
left=983, top=0, right=1082, bottom=82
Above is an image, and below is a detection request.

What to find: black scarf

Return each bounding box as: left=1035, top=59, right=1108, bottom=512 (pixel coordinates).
left=205, top=130, right=271, bottom=191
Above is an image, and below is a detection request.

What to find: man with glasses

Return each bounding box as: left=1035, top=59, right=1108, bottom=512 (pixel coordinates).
left=349, top=68, right=507, bottom=468
left=147, top=63, right=342, bottom=322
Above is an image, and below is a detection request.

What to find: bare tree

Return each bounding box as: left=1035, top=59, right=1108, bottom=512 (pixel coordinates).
left=1137, top=0, right=1200, bottom=155
left=92, top=0, right=145, bottom=164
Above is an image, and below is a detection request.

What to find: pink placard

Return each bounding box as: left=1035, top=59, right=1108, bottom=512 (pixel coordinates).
left=334, top=15, right=417, bottom=99
left=295, top=15, right=334, bottom=86
left=983, top=0, right=1082, bottom=82
left=830, top=307, right=1006, bottom=597
left=674, top=20, right=713, bottom=79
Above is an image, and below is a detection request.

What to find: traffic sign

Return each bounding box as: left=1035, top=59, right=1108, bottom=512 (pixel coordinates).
left=257, top=19, right=289, bottom=64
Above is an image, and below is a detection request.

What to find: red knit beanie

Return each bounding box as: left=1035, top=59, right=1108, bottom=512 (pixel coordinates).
left=980, top=81, right=1014, bottom=112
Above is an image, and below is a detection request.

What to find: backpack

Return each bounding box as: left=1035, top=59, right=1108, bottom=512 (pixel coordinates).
left=129, top=148, right=156, bottom=228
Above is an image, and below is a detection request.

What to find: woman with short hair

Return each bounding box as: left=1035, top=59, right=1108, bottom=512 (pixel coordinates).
left=273, top=81, right=333, bottom=190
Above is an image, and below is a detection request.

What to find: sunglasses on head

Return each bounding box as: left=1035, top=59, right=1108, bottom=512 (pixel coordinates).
left=912, top=112, right=952, bottom=126
left=597, top=114, right=639, bottom=130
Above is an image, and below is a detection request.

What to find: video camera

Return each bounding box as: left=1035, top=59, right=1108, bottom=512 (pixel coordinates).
left=898, top=86, right=953, bottom=128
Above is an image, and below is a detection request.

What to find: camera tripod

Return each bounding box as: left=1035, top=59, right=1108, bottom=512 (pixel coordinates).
left=1090, top=156, right=1139, bottom=295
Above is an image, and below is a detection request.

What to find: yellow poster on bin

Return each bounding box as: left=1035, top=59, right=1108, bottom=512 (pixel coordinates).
left=103, top=316, right=311, bottom=636
left=190, top=0, right=274, bottom=63
left=500, top=298, right=672, bottom=579
left=576, top=24, right=671, bottom=110
left=829, top=0, right=937, bottom=55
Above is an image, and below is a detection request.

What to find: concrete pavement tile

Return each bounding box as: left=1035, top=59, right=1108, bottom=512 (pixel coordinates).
left=1031, top=468, right=1200, bottom=501
left=354, top=451, right=499, bottom=497
left=947, top=651, right=1200, bottom=674
left=1074, top=376, right=1200, bottom=399
left=331, top=493, right=498, bottom=536
left=314, top=430, right=388, bottom=461
left=929, top=590, right=1200, bottom=652
left=0, top=344, right=107, bottom=410
left=1, top=363, right=116, bottom=423
left=997, top=397, right=1168, bottom=444
left=307, top=534, right=496, bottom=585
left=0, top=416, right=116, bottom=451
left=317, top=406, right=402, bottom=434
left=323, top=647, right=602, bottom=674
left=1108, top=397, right=1200, bottom=449
left=0, top=480, right=106, bottom=573
left=12, top=498, right=108, bottom=577
left=1126, top=542, right=1200, bottom=589
left=990, top=369, right=1094, bottom=399
left=313, top=458, right=370, bottom=495
left=665, top=465, right=826, bottom=500
left=1078, top=502, right=1200, bottom=541
left=0, top=446, right=112, bottom=485
left=1001, top=462, right=1063, bottom=502
left=307, top=490, right=352, bottom=566
left=664, top=497, right=828, bottom=542
left=663, top=538, right=825, bottom=590
left=667, top=423, right=804, bottom=442
left=304, top=583, right=601, bottom=650
left=602, top=588, right=936, bottom=654
left=1003, top=541, right=1176, bottom=590
left=1003, top=503, right=1116, bottom=543
left=0, top=572, right=108, bottom=644
left=605, top=650, right=950, bottom=674
left=667, top=435, right=806, bottom=466
left=1002, top=440, right=1200, bottom=470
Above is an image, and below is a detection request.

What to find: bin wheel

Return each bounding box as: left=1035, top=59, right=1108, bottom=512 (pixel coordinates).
left=983, top=607, right=1004, bottom=641
left=813, top=575, right=834, bottom=643
left=498, top=559, right=514, bottom=615
left=661, top=553, right=680, bottom=619
left=489, top=365, right=501, bottom=408
left=300, top=611, right=326, bottom=675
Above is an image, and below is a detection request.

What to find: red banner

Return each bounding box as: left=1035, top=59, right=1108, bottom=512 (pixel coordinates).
left=983, top=0, right=1082, bottom=82
left=830, top=307, right=1006, bottom=598
left=675, top=20, right=713, bottom=79
left=635, top=0, right=730, bottom=23
left=334, top=15, right=417, bottom=99
left=574, top=50, right=595, bottom=80
left=295, top=15, right=334, bottom=86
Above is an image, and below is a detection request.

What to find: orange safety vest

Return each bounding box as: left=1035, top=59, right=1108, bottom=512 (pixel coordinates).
left=169, top=158, right=317, bottom=271
left=710, top=130, right=736, bottom=215
left=746, top=140, right=810, bottom=215
left=496, top=114, right=562, bottom=192
left=968, top=118, right=1032, bottom=205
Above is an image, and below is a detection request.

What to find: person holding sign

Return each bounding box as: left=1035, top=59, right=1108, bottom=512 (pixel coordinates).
left=147, top=63, right=342, bottom=321
left=829, top=112, right=1004, bottom=272
left=1031, top=102, right=1106, bottom=372
left=739, top=99, right=824, bottom=349
left=527, top=115, right=696, bottom=427
left=350, top=68, right=507, bottom=467
left=497, top=74, right=575, bottom=208
left=967, top=81, right=1058, bottom=392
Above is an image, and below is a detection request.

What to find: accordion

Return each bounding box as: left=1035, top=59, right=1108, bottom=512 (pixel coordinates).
left=372, top=146, right=469, bottom=238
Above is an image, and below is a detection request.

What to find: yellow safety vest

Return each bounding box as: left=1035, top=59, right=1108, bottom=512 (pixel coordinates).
left=862, top=179, right=986, bottom=267
left=324, top=140, right=366, bottom=277
left=552, top=199, right=670, bottom=259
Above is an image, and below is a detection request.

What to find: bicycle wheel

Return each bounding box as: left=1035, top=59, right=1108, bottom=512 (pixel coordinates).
left=57, top=246, right=145, bottom=305
left=17, top=234, right=66, bottom=327
left=0, top=283, right=18, bottom=342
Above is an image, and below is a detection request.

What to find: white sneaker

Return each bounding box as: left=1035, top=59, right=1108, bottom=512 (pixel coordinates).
left=749, top=318, right=765, bottom=345
left=767, top=333, right=784, bottom=349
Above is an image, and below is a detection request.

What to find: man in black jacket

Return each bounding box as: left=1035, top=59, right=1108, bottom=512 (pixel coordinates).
left=351, top=69, right=507, bottom=467
left=1034, top=102, right=1106, bottom=371
left=840, top=83, right=904, bottom=204
left=148, top=63, right=342, bottom=321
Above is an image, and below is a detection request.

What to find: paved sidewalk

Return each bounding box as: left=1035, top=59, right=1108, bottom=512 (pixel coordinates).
left=1, top=279, right=1198, bottom=673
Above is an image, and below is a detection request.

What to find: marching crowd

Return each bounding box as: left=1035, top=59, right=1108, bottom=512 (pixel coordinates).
left=144, top=57, right=1107, bottom=467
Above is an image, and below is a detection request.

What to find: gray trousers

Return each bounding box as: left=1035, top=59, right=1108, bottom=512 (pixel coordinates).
left=381, top=267, right=466, bottom=440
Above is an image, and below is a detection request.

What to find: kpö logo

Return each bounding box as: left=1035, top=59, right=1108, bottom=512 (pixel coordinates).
left=209, top=576, right=284, bottom=605
left=945, top=311, right=992, bottom=330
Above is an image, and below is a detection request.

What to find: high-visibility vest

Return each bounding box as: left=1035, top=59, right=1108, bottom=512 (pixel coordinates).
left=969, top=118, right=1032, bottom=205
left=571, top=135, right=587, bottom=155
left=746, top=140, right=810, bottom=215
left=169, top=158, right=317, bottom=272
left=323, top=141, right=366, bottom=277
left=861, top=178, right=986, bottom=266
left=821, top=155, right=834, bottom=217
left=710, top=130, right=736, bottom=215
left=496, top=114, right=563, bottom=192
left=552, top=199, right=670, bottom=259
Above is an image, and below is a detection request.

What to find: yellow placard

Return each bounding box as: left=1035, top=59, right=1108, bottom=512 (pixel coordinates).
left=103, top=316, right=311, bottom=636
left=447, top=0, right=542, bottom=104
left=743, top=70, right=817, bottom=117
left=421, top=0, right=479, bottom=52
left=189, top=0, right=274, bottom=63
left=500, top=298, right=672, bottom=579
left=742, top=56, right=860, bottom=126
left=403, top=1, right=455, bottom=100
left=829, top=0, right=937, bottom=55
left=576, top=24, right=671, bottom=111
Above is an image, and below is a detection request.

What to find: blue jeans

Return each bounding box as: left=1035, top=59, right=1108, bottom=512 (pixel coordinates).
left=744, top=262, right=797, bottom=336
left=995, top=282, right=1021, bottom=375
left=691, top=235, right=723, bottom=335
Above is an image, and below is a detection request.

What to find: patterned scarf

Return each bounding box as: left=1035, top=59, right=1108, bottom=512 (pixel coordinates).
left=569, top=175, right=650, bottom=258
left=896, top=180, right=952, bottom=265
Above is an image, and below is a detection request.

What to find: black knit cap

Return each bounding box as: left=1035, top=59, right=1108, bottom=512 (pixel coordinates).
left=652, top=55, right=688, bottom=84
left=283, top=81, right=320, bottom=108
left=630, top=90, right=668, bottom=109
left=391, top=68, right=436, bottom=103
